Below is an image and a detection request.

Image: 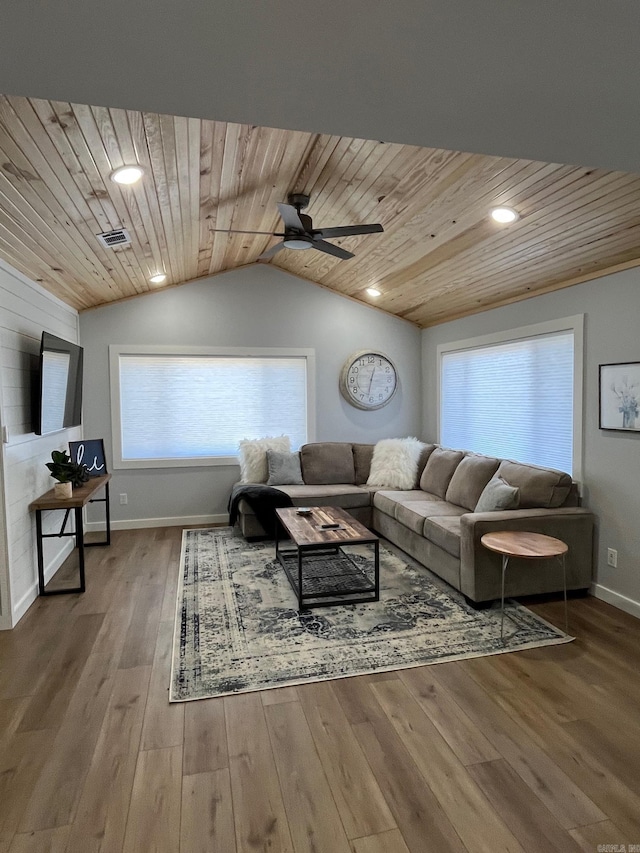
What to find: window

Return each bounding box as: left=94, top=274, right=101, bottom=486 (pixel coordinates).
left=109, top=346, right=315, bottom=468
left=438, top=316, right=583, bottom=477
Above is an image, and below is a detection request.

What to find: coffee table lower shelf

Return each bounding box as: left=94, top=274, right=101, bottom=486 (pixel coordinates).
left=276, top=543, right=380, bottom=609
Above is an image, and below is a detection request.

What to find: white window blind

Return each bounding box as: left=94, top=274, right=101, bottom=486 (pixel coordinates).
left=117, top=354, right=308, bottom=462
left=440, top=331, right=574, bottom=473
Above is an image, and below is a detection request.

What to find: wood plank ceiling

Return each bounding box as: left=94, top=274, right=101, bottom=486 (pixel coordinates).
left=1, top=94, right=640, bottom=327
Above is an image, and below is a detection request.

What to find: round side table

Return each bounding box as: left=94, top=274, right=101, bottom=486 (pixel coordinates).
left=480, top=531, right=569, bottom=640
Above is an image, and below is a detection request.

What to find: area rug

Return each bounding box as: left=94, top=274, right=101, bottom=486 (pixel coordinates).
left=170, top=527, right=572, bottom=701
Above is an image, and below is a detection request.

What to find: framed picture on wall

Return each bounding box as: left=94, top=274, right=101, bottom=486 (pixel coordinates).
left=599, top=362, right=640, bottom=432
left=69, top=439, right=108, bottom=476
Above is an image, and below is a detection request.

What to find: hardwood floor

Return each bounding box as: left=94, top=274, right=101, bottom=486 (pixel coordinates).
left=1, top=527, right=639, bottom=852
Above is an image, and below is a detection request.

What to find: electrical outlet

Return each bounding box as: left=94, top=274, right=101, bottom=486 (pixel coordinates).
left=119, top=493, right=128, bottom=505
left=607, top=547, right=618, bottom=568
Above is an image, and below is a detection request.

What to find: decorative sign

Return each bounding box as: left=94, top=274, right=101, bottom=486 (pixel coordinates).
left=69, top=439, right=107, bottom=476
left=599, top=362, right=640, bottom=432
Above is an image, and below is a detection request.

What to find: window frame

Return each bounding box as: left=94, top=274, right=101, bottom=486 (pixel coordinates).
left=436, top=315, right=584, bottom=482
left=109, top=344, right=316, bottom=470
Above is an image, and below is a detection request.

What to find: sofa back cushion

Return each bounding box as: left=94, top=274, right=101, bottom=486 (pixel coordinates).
left=352, top=443, right=374, bottom=484
left=419, top=447, right=465, bottom=498
left=445, top=454, right=500, bottom=510
left=496, top=460, right=573, bottom=508
left=416, top=443, right=438, bottom=485
left=300, top=442, right=355, bottom=485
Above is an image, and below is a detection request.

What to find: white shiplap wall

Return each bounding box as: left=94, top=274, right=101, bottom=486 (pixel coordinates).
left=0, top=258, right=80, bottom=628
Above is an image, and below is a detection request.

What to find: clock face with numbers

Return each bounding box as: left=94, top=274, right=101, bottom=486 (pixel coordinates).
left=339, top=350, right=398, bottom=410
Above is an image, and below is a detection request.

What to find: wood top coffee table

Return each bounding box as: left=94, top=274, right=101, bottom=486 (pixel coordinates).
left=275, top=506, right=380, bottom=610
left=481, top=530, right=569, bottom=640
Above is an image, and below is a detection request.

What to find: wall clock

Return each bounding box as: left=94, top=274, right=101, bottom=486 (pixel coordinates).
left=339, top=350, right=398, bottom=410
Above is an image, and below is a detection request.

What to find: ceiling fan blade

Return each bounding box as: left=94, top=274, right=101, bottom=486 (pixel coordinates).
left=277, top=202, right=305, bottom=232
left=314, top=223, right=384, bottom=239
left=209, top=228, right=281, bottom=236
left=309, top=239, right=355, bottom=260
left=257, top=241, right=287, bottom=260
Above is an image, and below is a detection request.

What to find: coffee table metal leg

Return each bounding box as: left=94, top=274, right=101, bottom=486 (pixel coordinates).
left=560, top=552, right=568, bottom=633
left=501, top=554, right=510, bottom=641
left=298, top=548, right=303, bottom=610
left=374, top=539, right=380, bottom=602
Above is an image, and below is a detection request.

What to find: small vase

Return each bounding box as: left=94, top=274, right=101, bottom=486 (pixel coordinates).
left=54, top=482, right=73, bottom=499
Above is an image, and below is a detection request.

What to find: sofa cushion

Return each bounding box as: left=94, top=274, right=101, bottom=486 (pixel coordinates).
left=373, top=489, right=437, bottom=518
left=423, top=516, right=462, bottom=558
left=475, top=476, right=520, bottom=512
left=353, top=443, right=374, bottom=484
left=445, top=454, right=500, bottom=510
left=300, top=442, right=355, bottom=485
left=419, top=448, right=465, bottom=498
left=274, top=483, right=371, bottom=509
left=367, top=437, right=427, bottom=489
left=496, top=460, right=573, bottom=508
left=395, top=500, right=465, bottom=535
left=416, top=443, right=438, bottom=484
left=238, top=435, right=290, bottom=483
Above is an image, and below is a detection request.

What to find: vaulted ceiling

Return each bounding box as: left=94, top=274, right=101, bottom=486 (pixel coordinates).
left=2, top=94, right=640, bottom=327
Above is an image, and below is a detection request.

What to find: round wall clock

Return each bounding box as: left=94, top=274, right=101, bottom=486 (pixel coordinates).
left=339, top=350, right=398, bottom=410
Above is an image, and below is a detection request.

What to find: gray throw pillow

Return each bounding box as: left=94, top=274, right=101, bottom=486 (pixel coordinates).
left=475, top=476, right=520, bottom=512
left=266, top=450, right=304, bottom=486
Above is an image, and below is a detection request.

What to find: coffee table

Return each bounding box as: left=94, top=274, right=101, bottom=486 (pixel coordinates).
left=275, top=506, right=380, bottom=609
left=481, top=530, right=569, bottom=641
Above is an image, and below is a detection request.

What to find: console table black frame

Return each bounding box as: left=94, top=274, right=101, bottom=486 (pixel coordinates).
left=29, top=474, right=112, bottom=595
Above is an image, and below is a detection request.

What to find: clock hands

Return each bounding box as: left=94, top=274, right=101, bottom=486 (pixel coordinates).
left=367, top=366, right=377, bottom=396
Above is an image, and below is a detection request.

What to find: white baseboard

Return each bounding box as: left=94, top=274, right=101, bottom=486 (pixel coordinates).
left=85, top=513, right=229, bottom=532
left=591, top=582, right=640, bottom=620
left=11, top=539, right=75, bottom=627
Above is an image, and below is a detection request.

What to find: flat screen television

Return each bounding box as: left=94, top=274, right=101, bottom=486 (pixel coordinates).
left=32, top=332, right=83, bottom=435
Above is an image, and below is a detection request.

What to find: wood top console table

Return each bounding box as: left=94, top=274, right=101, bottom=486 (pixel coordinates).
left=29, top=474, right=111, bottom=595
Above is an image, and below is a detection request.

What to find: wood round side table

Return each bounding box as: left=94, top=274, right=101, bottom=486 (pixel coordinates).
left=480, top=531, right=569, bottom=641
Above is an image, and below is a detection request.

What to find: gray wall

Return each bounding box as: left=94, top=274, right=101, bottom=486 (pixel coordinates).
left=422, top=269, right=640, bottom=611
left=80, top=264, right=422, bottom=524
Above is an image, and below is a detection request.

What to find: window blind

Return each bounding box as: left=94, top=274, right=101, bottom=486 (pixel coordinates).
left=440, top=331, right=574, bottom=473
left=118, top=354, right=308, bottom=460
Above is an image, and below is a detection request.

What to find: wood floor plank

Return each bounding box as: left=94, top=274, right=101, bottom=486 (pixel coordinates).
left=432, top=662, right=607, bottom=829
left=7, top=826, right=70, bottom=853
left=139, top=620, right=184, bottom=751
left=568, top=820, right=629, bottom=851
left=64, top=666, right=150, bottom=853
left=351, top=828, right=411, bottom=853
left=264, top=700, right=352, bottom=853
left=399, top=667, right=501, bottom=766
left=352, top=717, right=465, bottom=853
left=467, top=759, right=583, bottom=853
left=183, top=697, right=227, bottom=775
left=117, top=582, right=164, bottom=670
left=122, top=746, right=182, bottom=853
left=372, top=679, right=524, bottom=853
left=180, top=769, right=236, bottom=853
left=297, top=681, right=395, bottom=839
left=332, top=673, right=395, bottom=724
left=261, top=686, right=299, bottom=705
left=0, top=730, right=56, bottom=837
left=225, top=692, right=294, bottom=853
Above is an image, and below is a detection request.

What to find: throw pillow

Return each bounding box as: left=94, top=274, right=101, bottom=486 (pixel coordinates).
left=475, top=476, right=520, bottom=512
left=266, top=450, right=304, bottom=486
left=366, top=437, right=426, bottom=490
left=238, top=435, right=291, bottom=483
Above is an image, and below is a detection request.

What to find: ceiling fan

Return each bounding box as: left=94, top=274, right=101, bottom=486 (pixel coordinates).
left=209, top=194, right=384, bottom=260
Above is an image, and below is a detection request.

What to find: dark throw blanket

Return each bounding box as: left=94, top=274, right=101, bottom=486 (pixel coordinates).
left=228, top=484, right=293, bottom=539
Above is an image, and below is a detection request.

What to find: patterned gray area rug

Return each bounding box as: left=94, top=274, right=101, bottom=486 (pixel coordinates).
left=170, top=527, right=572, bottom=701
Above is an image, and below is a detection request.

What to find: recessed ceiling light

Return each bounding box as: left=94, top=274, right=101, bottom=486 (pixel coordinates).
left=366, top=287, right=381, bottom=297
left=110, top=165, right=144, bottom=185
left=149, top=272, right=167, bottom=284
left=490, top=206, right=519, bottom=224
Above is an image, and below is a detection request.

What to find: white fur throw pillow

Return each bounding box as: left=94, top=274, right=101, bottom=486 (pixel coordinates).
left=366, top=437, right=426, bottom=490
left=238, top=435, right=291, bottom=483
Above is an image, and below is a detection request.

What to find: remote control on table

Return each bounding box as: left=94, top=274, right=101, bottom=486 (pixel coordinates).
left=320, top=522, right=340, bottom=529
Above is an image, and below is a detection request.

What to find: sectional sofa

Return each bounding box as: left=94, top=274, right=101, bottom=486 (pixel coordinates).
left=234, top=441, right=594, bottom=604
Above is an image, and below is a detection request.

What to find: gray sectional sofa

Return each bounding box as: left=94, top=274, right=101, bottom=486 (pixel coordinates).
left=234, top=441, right=594, bottom=604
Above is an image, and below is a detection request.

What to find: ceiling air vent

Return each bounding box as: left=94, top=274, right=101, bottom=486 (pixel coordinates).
left=96, top=228, right=131, bottom=249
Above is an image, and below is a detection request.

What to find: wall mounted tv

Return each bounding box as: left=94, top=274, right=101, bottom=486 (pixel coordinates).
left=32, top=332, right=83, bottom=435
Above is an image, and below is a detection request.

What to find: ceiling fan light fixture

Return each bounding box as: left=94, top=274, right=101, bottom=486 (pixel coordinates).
left=110, top=165, right=144, bottom=185
left=366, top=287, right=381, bottom=297
left=490, top=206, right=519, bottom=224
left=149, top=272, right=167, bottom=284
left=283, top=237, right=312, bottom=250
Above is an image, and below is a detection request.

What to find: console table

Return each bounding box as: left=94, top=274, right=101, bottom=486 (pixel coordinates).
left=29, top=474, right=111, bottom=595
